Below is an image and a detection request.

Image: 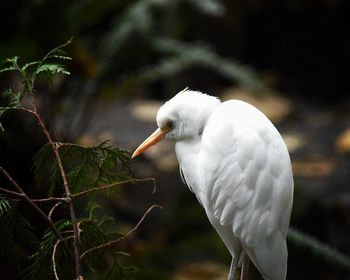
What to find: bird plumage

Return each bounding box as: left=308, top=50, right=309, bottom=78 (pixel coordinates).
left=133, top=89, right=294, bottom=280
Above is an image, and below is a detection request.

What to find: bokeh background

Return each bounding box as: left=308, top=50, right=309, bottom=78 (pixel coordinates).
left=1, top=0, right=350, bottom=279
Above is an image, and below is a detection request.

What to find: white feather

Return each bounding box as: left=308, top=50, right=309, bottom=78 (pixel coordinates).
left=157, top=90, right=293, bottom=280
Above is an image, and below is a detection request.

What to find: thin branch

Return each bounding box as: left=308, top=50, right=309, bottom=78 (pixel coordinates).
left=80, top=204, right=162, bottom=260
left=0, top=186, right=23, bottom=197
left=52, top=239, right=62, bottom=280
left=0, top=166, right=69, bottom=252
left=56, top=142, right=82, bottom=149
left=52, top=236, right=74, bottom=280
left=0, top=186, right=65, bottom=203
left=32, top=197, right=67, bottom=203
left=0, top=166, right=25, bottom=194
left=30, top=105, right=83, bottom=278
left=77, top=221, right=83, bottom=243
left=72, top=178, right=157, bottom=198
left=49, top=202, right=63, bottom=221
left=12, top=87, right=83, bottom=277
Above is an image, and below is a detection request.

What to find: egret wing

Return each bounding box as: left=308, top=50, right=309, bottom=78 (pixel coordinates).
left=199, top=101, right=293, bottom=247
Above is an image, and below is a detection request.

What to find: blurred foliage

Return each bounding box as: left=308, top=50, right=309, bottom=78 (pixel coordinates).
left=288, top=228, right=350, bottom=271
left=1, top=0, right=270, bottom=140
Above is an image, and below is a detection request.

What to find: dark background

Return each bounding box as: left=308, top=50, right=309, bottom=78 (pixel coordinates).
left=1, top=0, right=350, bottom=279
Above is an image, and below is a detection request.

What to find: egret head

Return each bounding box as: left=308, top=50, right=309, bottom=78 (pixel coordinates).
left=132, top=89, right=220, bottom=158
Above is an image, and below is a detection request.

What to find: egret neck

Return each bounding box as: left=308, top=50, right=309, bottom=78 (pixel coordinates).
left=175, top=136, right=203, bottom=193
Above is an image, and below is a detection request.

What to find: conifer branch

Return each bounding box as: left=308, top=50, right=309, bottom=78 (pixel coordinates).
left=30, top=102, right=83, bottom=279
left=80, top=204, right=162, bottom=260
left=1, top=40, right=157, bottom=278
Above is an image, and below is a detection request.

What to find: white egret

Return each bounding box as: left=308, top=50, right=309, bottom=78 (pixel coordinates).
left=132, top=89, right=293, bottom=280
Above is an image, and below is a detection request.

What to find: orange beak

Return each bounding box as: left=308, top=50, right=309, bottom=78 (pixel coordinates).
left=131, top=128, right=167, bottom=158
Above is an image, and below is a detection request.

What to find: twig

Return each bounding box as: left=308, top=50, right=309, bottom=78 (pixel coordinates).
left=0, top=166, right=69, bottom=252
left=0, top=186, right=23, bottom=197
left=0, top=186, right=65, bottom=203
left=49, top=202, right=63, bottom=221
left=52, top=239, right=62, bottom=280
left=72, top=178, right=157, bottom=198
left=31, top=197, right=67, bottom=203
left=0, top=166, right=26, bottom=194
left=77, top=221, right=83, bottom=243
left=52, top=236, right=74, bottom=280
left=80, top=204, right=162, bottom=260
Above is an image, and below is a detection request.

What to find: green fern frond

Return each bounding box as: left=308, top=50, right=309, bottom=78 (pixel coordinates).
left=33, top=141, right=132, bottom=194
left=0, top=40, right=72, bottom=131
left=0, top=56, right=20, bottom=73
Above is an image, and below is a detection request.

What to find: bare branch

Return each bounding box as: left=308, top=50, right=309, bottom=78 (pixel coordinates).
left=32, top=197, right=67, bottom=202
left=0, top=166, right=69, bottom=252
left=77, top=221, right=83, bottom=243
left=0, top=186, right=24, bottom=197
left=80, top=205, right=162, bottom=260
left=72, top=178, right=157, bottom=198
left=0, top=186, right=65, bottom=203
left=0, top=166, right=24, bottom=194
left=52, top=239, right=62, bottom=280
left=49, top=202, right=63, bottom=221
left=52, top=236, right=74, bottom=280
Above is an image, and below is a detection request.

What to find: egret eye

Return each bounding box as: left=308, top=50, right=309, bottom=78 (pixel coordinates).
left=166, top=120, right=174, bottom=129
